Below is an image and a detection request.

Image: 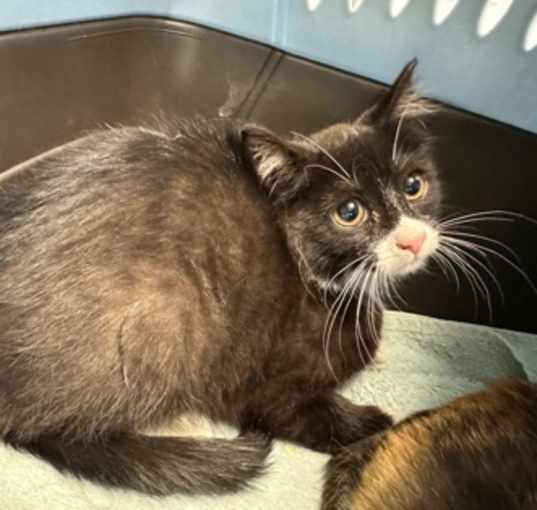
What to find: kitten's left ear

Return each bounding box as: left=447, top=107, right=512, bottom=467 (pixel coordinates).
left=359, top=58, right=436, bottom=125
left=241, top=125, right=311, bottom=200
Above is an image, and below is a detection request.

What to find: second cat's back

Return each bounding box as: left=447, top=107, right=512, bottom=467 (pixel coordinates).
left=323, top=379, right=537, bottom=510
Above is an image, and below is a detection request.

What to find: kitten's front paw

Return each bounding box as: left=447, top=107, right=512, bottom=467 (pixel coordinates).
left=354, top=405, right=393, bottom=438
left=327, top=404, right=393, bottom=453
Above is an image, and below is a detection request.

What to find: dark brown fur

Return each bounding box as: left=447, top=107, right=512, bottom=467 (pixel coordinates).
left=322, top=378, right=537, bottom=510
left=0, top=61, right=438, bottom=494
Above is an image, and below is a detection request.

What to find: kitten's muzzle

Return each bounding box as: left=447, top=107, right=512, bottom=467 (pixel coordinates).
left=374, top=216, right=439, bottom=277
left=395, top=225, right=426, bottom=255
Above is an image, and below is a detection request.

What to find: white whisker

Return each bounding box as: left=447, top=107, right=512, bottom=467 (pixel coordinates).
left=432, top=208, right=537, bottom=320
left=441, top=239, right=503, bottom=309
left=439, top=209, right=537, bottom=228
left=392, top=110, right=407, bottom=163
left=336, top=264, right=368, bottom=355
left=367, top=270, right=380, bottom=346
left=322, top=255, right=368, bottom=307
left=369, top=268, right=385, bottom=345
left=386, top=271, right=405, bottom=309
left=379, top=271, right=397, bottom=309
left=431, top=250, right=461, bottom=293
left=440, top=217, right=515, bottom=229
left=430, top=252, right=450, bottom=281
left=438, top=244, right=484, bottom=319
left=355, top=266, right=376, bottom=364
left=322, top=263, right=368, bottom=379
left=441, top=229, right=521, bottom=264
left=450, top=243, right=504, bottom=305
left=304, top=163, right=353, bottom=185
left=439, top=243, right=493, bottom=321
left=443, top=235, right=537, bottom=296
left=291, top=131, right=352, bottom=179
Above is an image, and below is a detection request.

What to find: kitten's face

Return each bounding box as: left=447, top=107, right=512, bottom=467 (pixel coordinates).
left=246, top=60, right=441, bottom=295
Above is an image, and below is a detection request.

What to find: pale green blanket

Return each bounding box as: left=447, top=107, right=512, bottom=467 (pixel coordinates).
left=1, top=311, right=535, bottom=510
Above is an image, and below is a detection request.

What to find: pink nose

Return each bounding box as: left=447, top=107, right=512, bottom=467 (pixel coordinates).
left=395, top=228, right=426, bottom=255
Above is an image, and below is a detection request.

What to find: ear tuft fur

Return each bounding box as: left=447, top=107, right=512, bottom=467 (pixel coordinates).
left=391, top=90, right=438, bottom=121
left=243, top=127, right=290, bottom=183
left=241, top=126, right=310, bottom=200
left=359, top=58, right=438, bottom=125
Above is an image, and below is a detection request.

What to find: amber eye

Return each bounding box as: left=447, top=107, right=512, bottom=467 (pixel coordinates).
left=333, top=200, right=368, bottom=227
left=404, top=173, right=429, bottom=201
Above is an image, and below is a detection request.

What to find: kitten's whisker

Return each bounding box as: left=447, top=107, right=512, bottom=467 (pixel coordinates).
left=440, top=229, right=521, bottom=264
left=373, top=252, right=417, bottom=307
left=440, top=217, right=515, bottom=229
left=353, top=270, right=369, bottom=365
left=441, top=239, right=505, bottom=306
left=438, top=245, right=482, bottom=313
left=355, top=266, right=376, bottom=364
left=439, top=209, right=537, bottom=227
left=323, top=284, right=350, bottom=366
left=323, top=265, right=366, bottom=378
left=268, top=180, right=279, bottom=197
left=392, top=110, right=407, bottom=163
left=439, top=244, right=492, bottom=321
left=440, top=243, right=490, bottom=302
left=366, top=275, right=375, bottom=347
left=387, top=271, right=407, bottom=307
left=439, top=209, right=515, bottom=221
left=346, top=266, right=369, bottom=366
left=291, top=131, right=352, bottom=179
left=438, top=210, right=496, bottom=223
left=431, top=251, right=461, bottom=293
left=304, top=164, right=353, bottom=186
left=372, top=270, right=384, bottom=344
left=442, top=236, right=537, bottom=296
left=294, top=240, right=320, bottom=300
left=367, top=271, right=381, bottom=347
left=379, top=272, right=395, bottom=309
left=430, top=253, right=450, bottom=281
left=334, top=268, right=362, bottom=340
left=322, top=296, right=345, bottom=381
left=442, top=235, right=513, bottom=268
left=336, top=265, right=368, bottom=356
left=323, top=255, right=368, bottom=307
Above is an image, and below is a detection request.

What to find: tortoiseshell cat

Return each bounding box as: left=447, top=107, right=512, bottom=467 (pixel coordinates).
left=322, top=378, right=537, bottom=510
left=0, top=60, right=441, bottom=495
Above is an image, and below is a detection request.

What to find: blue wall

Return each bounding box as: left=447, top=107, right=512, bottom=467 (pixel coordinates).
left=1, top=0, right=536, bottom=133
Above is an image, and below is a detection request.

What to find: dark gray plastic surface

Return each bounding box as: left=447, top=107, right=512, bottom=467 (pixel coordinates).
left=0, top=18, right=272, bottom=169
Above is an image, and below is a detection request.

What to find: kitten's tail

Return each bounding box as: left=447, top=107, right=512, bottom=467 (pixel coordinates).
left=16, top=432, right=271, bottom=495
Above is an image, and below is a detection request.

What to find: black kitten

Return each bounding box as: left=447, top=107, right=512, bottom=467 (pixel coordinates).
left=0, top=60, right=440, bottom=495
left=322, top=378, right=537, bottom=510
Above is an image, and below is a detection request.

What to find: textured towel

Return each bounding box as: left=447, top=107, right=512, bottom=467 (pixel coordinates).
left=1, top=311, right=535, bottom=510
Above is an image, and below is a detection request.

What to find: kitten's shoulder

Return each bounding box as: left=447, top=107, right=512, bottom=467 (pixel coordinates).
left=0, top=116, right=253, bottom=229
left=0, top=116, right=247, bottom=193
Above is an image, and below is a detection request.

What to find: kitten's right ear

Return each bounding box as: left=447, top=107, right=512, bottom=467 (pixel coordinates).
left=241, top=125, right=311, bottom=201
left=358, top=58, right=436, bottom=126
